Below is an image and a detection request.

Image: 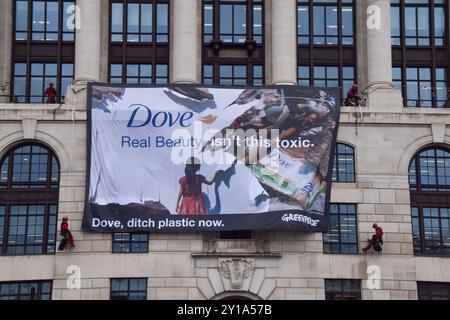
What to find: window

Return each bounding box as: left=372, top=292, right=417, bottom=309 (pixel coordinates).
left=391, top=1, right=449, bottom=108
left=110, top=278, right=147, bottom=300
left=325, top=279, right=361, bottom=300
left=109, top=1, right=169, bottom=85
left=110, top=1, right=169, bottom=43
left=409, top=147, right=450, bottom=256
left=15, top=0, right=75, bottom=41
left=220, top=65, right=246, bottom=85
left=109, top=63, right=168, bottom=84
left=409, top=148, right=450, bottom=192
left=412, top=207, right=450, bottom=255
left=323, top=204, right=358, bottom=254
left=391, top=0, right=447, bottom=47
left=298, top=65, right=355, bottom=102
left=112, top=233, right=149, bottom=253
left=11, top=1, right=76, bottom=103
left=202, top=1, right=265, bottom=85
left=297, top=0, right=354, bottom=45
left=332, top=143, right=355, bottom=183
left=203, top=64, right=264, bottom=85
left=393, top=67, right=447, bottom=108
left=297, top=1, right=356, bottom=106
left=0, top=144, right=59, bottom=255
left=13, top=63, right=74, bottom=103
left=418, top=282, right=450, bottom=300
left=203, top=0, right=263, bottom=44
left=0, top=280, right=52, bottom=300
left=203, top=65, right=214, bottom=85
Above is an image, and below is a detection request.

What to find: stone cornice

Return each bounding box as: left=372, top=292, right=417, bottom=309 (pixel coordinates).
left=1, top=104, right=449, bottom=125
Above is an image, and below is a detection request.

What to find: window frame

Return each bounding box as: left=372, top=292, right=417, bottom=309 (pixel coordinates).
left=409, top=146, right=450, bottom=257
left=108, top=63, right=168, bottom=84
left=393, top=66, right=448, bottom=109
left=203, top=0, right=264, bottom=45
left=323, top=203, right=358, bottom=254
left=411, top=206, right=450, bottom=256
left=201, top=0, right=265, bottom=86
left=418, top=282, right=450, bottom=300
left=297, top=0, right=355, bottom=46
left=110, top=278, right=148, bottom=300
left=109, top=0, right=169, bottom=44
left=332, top=143, right=356, bottom=183
left=108, top=0, right=170, bottom=85
left=14, top=0, right=76, bottom=42
left=391, top=0, right=448, bottom=47
left=112, top=232, right=149, bottom=253
left=0, top=143, right=60, bottom=256
left=391, top=1, right=450, bottom=108
left=0, top=280, right=53, bottom=300
left=324, top=279, right=361, bottom=300
left=298, top=65, right=355, bottom=103
left=11, top=0, right=76, bottom=103
left=296, top=1, right=357, bottom=105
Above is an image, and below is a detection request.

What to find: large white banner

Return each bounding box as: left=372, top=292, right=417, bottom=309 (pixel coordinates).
left=83, top=84, right=340, bottom=232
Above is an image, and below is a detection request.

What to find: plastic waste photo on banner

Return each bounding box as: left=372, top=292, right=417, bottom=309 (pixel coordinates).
left=82, top=84, right=340, bottom=232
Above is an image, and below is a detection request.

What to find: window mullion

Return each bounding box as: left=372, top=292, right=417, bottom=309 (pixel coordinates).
left=246, top=0, right=252, bottom=42
left=213, top=0, right=220, bottom=41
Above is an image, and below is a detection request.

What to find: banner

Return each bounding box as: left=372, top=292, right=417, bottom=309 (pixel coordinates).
left=83, top=84, right=340, bottom=232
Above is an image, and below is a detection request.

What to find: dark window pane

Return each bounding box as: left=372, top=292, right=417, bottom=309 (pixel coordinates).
left=0, top=281, right=52, bottom=300
left=325, top=279, right=361, bottom=300
left=323, top=204, right=358, bottom=254
left=110, top=278, right=147, bottom=300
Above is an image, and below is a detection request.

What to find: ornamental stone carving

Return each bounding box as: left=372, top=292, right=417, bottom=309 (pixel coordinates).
left=219, top=258, right=255, bottom=290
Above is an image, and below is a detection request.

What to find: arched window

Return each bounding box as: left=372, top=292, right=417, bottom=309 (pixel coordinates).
left=332, top=143, right=355, bottom=183
left=409, top=146, right=450, bottom=256
left=0, top=143, right=60, bottom=255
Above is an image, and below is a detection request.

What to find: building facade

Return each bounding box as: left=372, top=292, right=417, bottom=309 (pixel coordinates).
left=0, top=0, right=450, bottom=300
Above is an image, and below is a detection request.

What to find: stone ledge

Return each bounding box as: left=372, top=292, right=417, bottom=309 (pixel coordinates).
left=1, top=104, right=449, bottom=125
left=191, top=253, right=282, bottom=258
left=206, top=239, right=270, bottom=254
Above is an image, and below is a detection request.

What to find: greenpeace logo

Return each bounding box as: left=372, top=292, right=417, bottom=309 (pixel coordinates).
left=281, top=213, right=320, bottom=227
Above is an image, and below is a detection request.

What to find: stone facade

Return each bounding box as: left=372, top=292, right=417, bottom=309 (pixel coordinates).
left=0, top=0, right=449, bottom=300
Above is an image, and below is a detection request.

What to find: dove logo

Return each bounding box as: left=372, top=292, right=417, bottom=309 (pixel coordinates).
left=127, top=104, right=194, bottom=128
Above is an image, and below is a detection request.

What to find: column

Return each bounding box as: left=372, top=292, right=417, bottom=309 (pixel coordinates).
left=366, top=0, right=393, bottom=86
left=75, top=0, right=101, bottom=82
left=365, top=0, right=403, bottom=108
left=171, top=0, right=198, bottom=84
left=271, top=0, right=297, bottom=85
left=68, top=0, right=102, bottom=108
left=99, top=0, right=110, bottom=83
left=0, top=0, right=13, bottom=103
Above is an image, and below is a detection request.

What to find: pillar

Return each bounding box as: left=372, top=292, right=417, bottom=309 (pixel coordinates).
left=366, top=0, right=393, bottom=86
left=0, top=0, right=13, bottom=103
left=365, top=0, right=403, bottom=108
left=68, top=0, right=102, bottom=109
left=171, top=0, right=199, bottom=84
left=271, top=0, right=297, bottom=85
